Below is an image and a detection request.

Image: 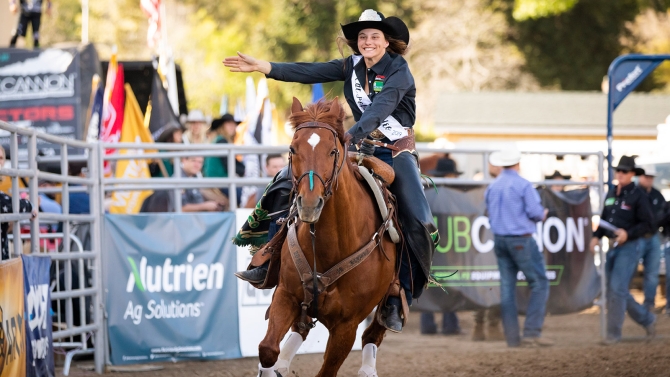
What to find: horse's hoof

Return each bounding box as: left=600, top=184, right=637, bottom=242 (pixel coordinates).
left=274, top=359, right=290, bottom=376
left=358, top=365, right=378, bottom=377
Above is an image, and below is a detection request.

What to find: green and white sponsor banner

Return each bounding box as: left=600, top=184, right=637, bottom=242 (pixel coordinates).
left=414, top=186, right=600, bottom=314
left=104, top=213, right=241, bottom=365
left=235, top=209, right=365, bottom=357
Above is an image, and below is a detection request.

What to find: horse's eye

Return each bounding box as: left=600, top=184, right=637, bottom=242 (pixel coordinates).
left=330, top=149, right=337, bottom=156
left=289, top=146, right=296, bottom=154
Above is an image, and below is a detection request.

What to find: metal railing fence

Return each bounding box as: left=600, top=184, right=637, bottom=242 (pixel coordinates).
left=0, top=120, right=104, bottom=375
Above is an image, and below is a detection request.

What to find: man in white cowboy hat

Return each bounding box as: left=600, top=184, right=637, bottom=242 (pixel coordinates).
left=485, top=148, right=552, bottom=348
left=635, top=164, right=666, bottom=313
left=183, top=109, right=208, bottom=144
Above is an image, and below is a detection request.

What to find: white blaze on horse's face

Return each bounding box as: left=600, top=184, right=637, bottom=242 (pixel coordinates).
left=307, top=133, right=320, bottom=151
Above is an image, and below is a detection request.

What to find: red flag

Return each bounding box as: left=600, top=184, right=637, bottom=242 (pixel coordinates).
left=100, top=55, right=125, bottom=174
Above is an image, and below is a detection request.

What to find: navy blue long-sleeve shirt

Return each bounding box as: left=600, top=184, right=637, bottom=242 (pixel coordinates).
left=267, top=52, right=416, bottom=142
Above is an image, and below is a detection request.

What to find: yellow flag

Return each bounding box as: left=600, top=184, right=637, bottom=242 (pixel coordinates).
left=109, top=84, right=154, bottom=214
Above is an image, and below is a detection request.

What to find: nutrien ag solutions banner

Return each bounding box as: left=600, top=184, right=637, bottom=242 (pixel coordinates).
left=104, top=213, right=241, bottom=365
left=413, top=187, right=599, bottom=315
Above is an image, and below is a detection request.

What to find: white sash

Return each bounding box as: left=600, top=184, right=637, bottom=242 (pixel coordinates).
left=351, top=56, right=408, bottom=141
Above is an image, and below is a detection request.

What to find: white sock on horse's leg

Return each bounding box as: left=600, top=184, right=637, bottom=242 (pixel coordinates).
left=258, top=363, right=276, bottom=377
left=274, top=331, right=304, bottom=375
left=358, top=343, right=378, bottom=377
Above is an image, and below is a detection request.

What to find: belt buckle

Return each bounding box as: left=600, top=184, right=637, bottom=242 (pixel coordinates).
left=369, top=129, right=385, bottom=140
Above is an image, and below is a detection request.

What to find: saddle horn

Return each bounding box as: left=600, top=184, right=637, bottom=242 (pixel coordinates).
left=291, top=97, right=304, bottom=114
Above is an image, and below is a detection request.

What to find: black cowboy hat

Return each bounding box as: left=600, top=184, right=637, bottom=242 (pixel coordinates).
left=211, top=113, right=240, bottom=131
left=613, top=155, right=640, bottom=174
left=341, top=10, right=410, bottom=45
left=156, top=121, right=184, bottom=143
left=544, top=170, right=571, bottom=180
left=427, top=158, right=462, bottom=177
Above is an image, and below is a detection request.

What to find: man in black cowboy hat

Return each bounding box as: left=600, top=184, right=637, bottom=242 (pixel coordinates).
left=544, top=170, right=571, bottom=193
left=590, top=155, right=656, bottom=344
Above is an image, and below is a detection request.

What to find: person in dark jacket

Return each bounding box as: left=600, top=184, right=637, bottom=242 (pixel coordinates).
left=224, top=9, right=438, bottom=334
left=635, top=165, right=666, bottom=312
left=589, top=156, right=656, bottom=344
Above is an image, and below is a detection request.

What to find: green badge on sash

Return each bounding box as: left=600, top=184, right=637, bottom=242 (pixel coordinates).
left=605, top=197, right=615, bottom=206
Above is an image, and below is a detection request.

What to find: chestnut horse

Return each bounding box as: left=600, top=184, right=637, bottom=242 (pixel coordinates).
left=257, top=98, right=396, bottom=377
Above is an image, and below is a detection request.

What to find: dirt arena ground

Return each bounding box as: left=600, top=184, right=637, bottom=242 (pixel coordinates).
left=62, top=292, right=670, bottom=377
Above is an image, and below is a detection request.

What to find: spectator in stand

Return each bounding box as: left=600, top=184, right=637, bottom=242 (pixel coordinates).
left=243, top=154, right=287, bottom=208
left=151, top=121, right=184, bottom=178
left=0, top=146, right=36, bottom=259
left=8, top=0, right=51, bottom=48
left=485, top=148, right=552, bottom=348
left=68, top=162, right=90, bottom=215
left=635, top=165, right=666, bottom=313
left=203, top=114, right=245, bottom=204
left=421, top=156, right=463, bottom=335
left=183, top=110, right=209, bottom=144
left=176, top=156, right=226, bottom=212
left=589, top=155, right=656, bottom=344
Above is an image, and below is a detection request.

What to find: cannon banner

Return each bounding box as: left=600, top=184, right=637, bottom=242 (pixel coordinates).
left=104, top=213, right=241, bottom=365
left=0, top=45, right=99, bottom=156
left=413, top=186, right=600, bottom=314
left=0, top=258, right=26, bottom=377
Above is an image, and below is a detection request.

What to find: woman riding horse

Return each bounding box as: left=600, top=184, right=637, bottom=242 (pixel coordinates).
left=225, top=9, right=438, bottom=332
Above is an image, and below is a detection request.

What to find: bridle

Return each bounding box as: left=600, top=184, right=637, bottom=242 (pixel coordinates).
left=288, top=121, right=346, bottom=201
left=287, top=120, right=347, bottom=329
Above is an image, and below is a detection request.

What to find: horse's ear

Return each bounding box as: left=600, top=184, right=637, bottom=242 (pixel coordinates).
left=291, top=97, right=303, bottom=114
left=329, top=97, right=341, bottom=116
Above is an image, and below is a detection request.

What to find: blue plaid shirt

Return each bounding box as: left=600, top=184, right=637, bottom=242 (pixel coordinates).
left=485, top=169, right=545, bottom=236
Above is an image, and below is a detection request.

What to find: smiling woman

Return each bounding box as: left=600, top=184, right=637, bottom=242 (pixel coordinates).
left=224, top=10, right=439, bottom=376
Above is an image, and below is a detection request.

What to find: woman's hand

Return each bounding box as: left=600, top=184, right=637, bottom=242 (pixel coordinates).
left=223, top=52, right=272, bottom=75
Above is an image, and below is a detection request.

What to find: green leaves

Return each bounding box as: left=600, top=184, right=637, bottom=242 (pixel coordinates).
left=512, top=0, right=579, bottom=21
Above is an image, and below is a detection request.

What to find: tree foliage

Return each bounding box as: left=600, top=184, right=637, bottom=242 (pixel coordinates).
left=498, top=0, right=645, bottom=90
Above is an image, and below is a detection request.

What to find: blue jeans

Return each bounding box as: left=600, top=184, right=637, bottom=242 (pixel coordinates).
left=605, top=239, right=655, bottom=340
left=420, top=312, right=460, bottom=334
left=638, top=234, right=661, bottom=308
left=493, top=235, right=549, bottom=347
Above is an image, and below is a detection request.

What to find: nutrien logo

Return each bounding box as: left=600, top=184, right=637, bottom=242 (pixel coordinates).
left=126, top=254, right=224, bottom=293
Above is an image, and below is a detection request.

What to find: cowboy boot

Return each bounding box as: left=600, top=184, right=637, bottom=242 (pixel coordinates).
left=384, top=303, right=403, bottom=333
left=235, top=263, right=269, bottom=284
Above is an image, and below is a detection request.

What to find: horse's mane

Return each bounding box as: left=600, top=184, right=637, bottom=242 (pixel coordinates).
left=289, top=99, right=350, bottom=146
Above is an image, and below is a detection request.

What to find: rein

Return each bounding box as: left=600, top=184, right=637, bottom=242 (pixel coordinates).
left=287, top=120, right=350, bottom=332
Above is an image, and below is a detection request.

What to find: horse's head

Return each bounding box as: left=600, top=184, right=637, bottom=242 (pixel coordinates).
left=288, top=97, right=348, bottom=223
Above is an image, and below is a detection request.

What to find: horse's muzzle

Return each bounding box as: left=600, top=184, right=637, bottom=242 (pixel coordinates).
left=296, top=194, right=324, bottom=223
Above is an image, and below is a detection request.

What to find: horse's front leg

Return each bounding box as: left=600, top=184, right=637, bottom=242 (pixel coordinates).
left=315, top=320, right=359, bottom=377
left=358, top=313, right=388, bottom=377
left=273, top=322, right=311, bottom=376
left=258, top=287, right=300, bottom=376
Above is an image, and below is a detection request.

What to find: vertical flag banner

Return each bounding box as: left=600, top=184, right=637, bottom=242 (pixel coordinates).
left=109, top=85, right=154, bottom=214
left=22, top=256, right=54, bottom=377
left=100, top=54, right=125, bottom=175
left=147, top=69, right=180, bottom=141
left=140, top=0, right=162, bottom=50
left=86, top=76, right=104, bottom=143
left=610, top=60, right=661, bottom=110
left=0, top=258, right=26, bottom=377
left=104, top=213, right=241, bottom=365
